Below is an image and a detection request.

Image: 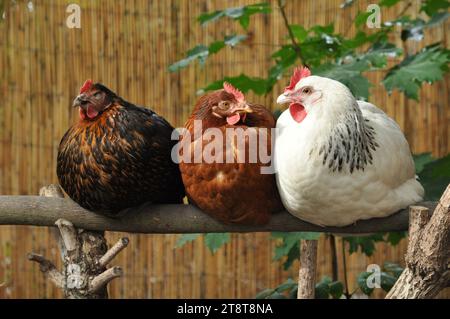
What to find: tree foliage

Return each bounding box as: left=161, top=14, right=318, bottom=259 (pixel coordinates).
left=170, top=0, right=449, bottom=100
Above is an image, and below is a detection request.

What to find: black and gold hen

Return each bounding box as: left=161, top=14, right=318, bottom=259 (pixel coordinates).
left=57, top=80, right=185, bottom=215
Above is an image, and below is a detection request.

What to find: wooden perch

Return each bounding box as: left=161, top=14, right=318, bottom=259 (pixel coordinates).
left=0, top=195, right=437, bottom=234
left=386, top=184, right=450, bottom=299
left=2, top=183, right=448, bottom=300
left=27, top=185, right=128, bottom=299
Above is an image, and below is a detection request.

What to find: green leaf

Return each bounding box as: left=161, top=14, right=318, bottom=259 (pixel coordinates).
left=169, top=35, right=247, bottom=72
left=380, top=272, right=398, bottom=292
left=244, top=2, right=271, bottom=15
left=288, top=286, right=298, bottom=299
left=289, top=24, right=344, bottom=67
left=255, top=288, right=275, bottom=299
left=272, top=233, right=300, bottom=261
left=383, top=262, right=404, bottom=278
left=275, top=278, right=297, bottom=292
left=343, top=31, right=371, bottom=49
left=201, top=74, right=269, bottom=95
left=290, top=24, right=308, bottom=43
left=329, top=281, right=344, bottom=299
left=355, top=11, right=372, bottom=28
left=282, top=244, right=300, bottom=270
left=224, top=34, right=247, bottom=47
left=224, top=6, right=245, bottom=19
left=268, top=45, right=299, bottom=90
left=386, top=231, right=406, bottom=246
left=420, top=0, right=449, bottom=16
left=315, top=284, right=330, bottom=299
left=267, top=292, right=287, bottom=299
left=379, top=0, right=401, bottom=7
left=175, top=234, right=201, bottom=248
left=168, top=45, right=209, bottom=72
left=204, top=233, right=230, bottom=254
left=320, top=276, right=333, bottom=285
left=272, top=232, right=320, bottom=261
left=208, top=41, right=226, bottom=54
left=343, top=233, right=384, bottom=256
left=256, top=280, right=298, bottom=299
left=310, top=24, right=334, bottom=35
left=397, top=12, right=448, bottom=42
left=271, top=232, right=320, bottom=270
left=426, top=11, right=450, bottom=27
left=340, top=0, right=355, bottom=9
left=315, top=276, right=332, bottom=299
left=314, top=60, right=372, bottom=99
left=238, top=15, right=250, bottom=29
left=418, top=154, right=450, bottom=201
left=400, top=18, right=426, bottom=42
left=273, top=109, right=283, bottom=120
left=357, top=271, right=375, bottom=296
left=358, top=263, right=402, bottom=296
left=361, top=42, right=402, bottom=68
left=197, top=2, right=270, bottom=29
left=271, top=231, right=321, bottom=241
left=197, top=11, right=225, bottom=26
left=414, top=153, right=435, bottom=174
left=383, top=44, right=450, bottom=100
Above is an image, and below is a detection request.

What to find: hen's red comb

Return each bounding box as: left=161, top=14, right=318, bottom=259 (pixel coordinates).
left=284, top=67, right=311, bottom=92
left=80, top=79, right=93, bottom=94
left=223, top=82, right=245, bottom=102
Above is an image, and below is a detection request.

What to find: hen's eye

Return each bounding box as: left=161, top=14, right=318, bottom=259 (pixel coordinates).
left=219, top=101, right=229, bottom=109
left=93, top=92, right=102, bottom=99
left=302, top=87, right=312, bottom=94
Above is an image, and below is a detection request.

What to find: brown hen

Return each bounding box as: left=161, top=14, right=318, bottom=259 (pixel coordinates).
left=178, top=83, right=282, bottom=225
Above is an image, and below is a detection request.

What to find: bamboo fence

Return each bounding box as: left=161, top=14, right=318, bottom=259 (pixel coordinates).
left=0, top=0, right=448, bottom=298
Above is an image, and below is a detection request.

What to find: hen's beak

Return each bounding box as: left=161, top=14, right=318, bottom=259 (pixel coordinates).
left=229, top=102, right=253, bottom=115
left=276, top=93, right=291, bottom=105
left=233, top=102, right=253, bottom=114
left=72, top=94, right=88, bottom=107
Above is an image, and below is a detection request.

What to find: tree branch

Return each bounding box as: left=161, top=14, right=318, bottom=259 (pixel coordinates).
left=277, top=0, right=307, bottom=67
left=55, top=218, right=79, bottom=260
left=26, top=185, right=127, bottom=299
left=386, top=184, right=450, bottom=298
left=27, top=253, right=64, bottom=288
left=0, top=196, right=437, bottom=234
left=89, top=266, right=123, bottom=294
left=297, top=240, right=318, bottom=299
left=98, top=237, right=129, bottom=268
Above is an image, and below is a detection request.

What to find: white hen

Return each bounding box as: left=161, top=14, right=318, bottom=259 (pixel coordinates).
left=274, top=67, right=424, bottom=227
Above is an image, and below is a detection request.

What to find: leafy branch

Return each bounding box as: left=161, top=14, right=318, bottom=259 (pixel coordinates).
left=169, top=0, right=449, bottom=100
left=276, top=0, right=307, bottom=66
